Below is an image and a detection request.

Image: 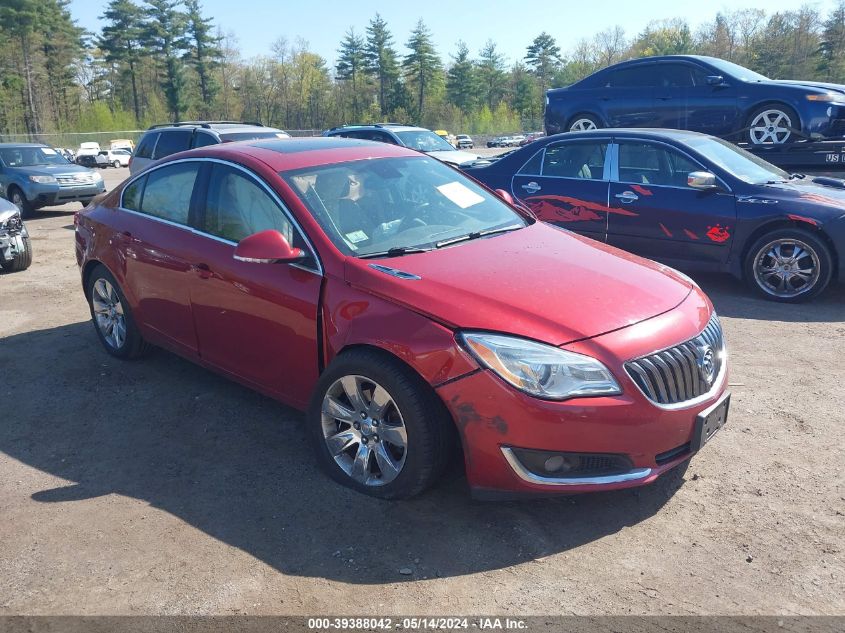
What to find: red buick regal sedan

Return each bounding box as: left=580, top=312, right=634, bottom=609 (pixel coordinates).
left=75, top=137, right=729, bottom=499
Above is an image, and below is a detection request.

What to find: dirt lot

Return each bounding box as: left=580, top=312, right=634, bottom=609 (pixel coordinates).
left=0, top=165, right=843, bottom=616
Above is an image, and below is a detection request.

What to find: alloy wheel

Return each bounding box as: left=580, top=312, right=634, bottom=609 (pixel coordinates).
left=753, top=238, right=820, bottom=298
left=749, top=110, right=792, bottom=144
left=91, top=278, right=127, bottom=349
left=570, top=118, right=598, bottom=132
left=320, top=375, right=408, bottom=486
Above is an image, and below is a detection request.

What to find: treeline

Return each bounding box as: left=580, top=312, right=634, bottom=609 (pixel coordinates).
left=2, top=0, right=845, bottom=138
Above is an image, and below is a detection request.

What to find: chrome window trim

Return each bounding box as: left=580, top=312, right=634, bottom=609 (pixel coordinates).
left=501, top=447, right=652, bottom=487
left=610, top=138, right=734, bottom=193
left=118, top=156, right=323, bottom=276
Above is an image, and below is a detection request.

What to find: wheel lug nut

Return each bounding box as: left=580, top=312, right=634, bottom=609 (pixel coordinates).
left=373, top=435, right=379, bottom=442
left=362, top=436, right=368, bottom=444
left=372, top=420, right=379, bottom=427
left=360, top=412, right=367, bottom=419
left=353, top=422, right=360, bottom=430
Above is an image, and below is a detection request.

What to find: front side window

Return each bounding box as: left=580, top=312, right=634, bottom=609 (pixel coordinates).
left=393, top=130, right=455, bottom=152
left=138, top=162, right=200, bottom=224
left=542, top=142, right=607, bottom=180
left=618, top=142, right=702, bottom=187
left=202, top=164, right=294, bottom=243
left=283, top=156, right=528, bottom=257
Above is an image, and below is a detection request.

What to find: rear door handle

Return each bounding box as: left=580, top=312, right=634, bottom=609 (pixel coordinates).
left=193, top=262, right=213, bottom=279
left=521, top=181, right=541, bottom=194
left=657, top=96, right=673, bottom=101
left=116, top=231, right=136, bottom=244
left=615, top=191, right=639, bottom=204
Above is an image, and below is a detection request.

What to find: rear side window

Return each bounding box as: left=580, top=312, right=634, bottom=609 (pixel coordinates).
left=608, top=66, right=656, bottom=87
left=658, top=64, right=695, bottom=88
left=139, top=162, right=200, bottom=225
left=152, top=130, right=192, bottom=160
left=517, top=149, right=544, bottom=175
left=135, top=133, right=158, bottom=159
left=193, top=132, right=218, bottom=148
left=542, top=142, right=608, bottom=180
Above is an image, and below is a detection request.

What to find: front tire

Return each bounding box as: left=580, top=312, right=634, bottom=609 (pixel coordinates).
left=8, top=187, right=34, bottom=219
left=1, top=235, right=32, bottom=272
left=113, top=160, right=121, bottom=168
left=746, top=105, right=799, bottom=144
left=308, top=348, right=454, bottom=499
left=85, top=264, right=150, bottom=358
left=744, top=228, right=833, bottom=302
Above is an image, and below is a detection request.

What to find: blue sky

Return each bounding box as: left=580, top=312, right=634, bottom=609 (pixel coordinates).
left=69, top=0, right=836, bottom=67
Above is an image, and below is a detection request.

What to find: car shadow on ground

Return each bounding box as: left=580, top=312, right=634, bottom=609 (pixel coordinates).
left=691, top=272, right=845, bottom=322
left=0, top=321, right=688, bottom=584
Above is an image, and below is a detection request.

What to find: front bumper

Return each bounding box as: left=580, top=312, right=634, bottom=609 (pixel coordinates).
left=25, top=182, right=105, bottom=208
left=436, top=295, right=728, bottom=497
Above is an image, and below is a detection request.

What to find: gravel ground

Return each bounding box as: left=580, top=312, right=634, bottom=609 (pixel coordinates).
left=0, top=165, right=843, bottom=616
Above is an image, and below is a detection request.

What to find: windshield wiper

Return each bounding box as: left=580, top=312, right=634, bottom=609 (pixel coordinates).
left=357, top=245, right=432, bottom=259
left=435, top=224, right=522, bottom=248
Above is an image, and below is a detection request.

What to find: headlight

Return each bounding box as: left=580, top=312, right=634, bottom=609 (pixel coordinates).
left=28, top=175, right=57, bottom=184
left=459, top=332, right=622, bottom=400
left=806, top=93, right=845, bottom=103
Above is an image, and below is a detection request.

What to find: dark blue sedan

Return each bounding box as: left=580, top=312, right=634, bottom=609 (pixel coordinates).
left=545, top=56, right=845, bottom=145
left=464, top=129, right=845, bottom=302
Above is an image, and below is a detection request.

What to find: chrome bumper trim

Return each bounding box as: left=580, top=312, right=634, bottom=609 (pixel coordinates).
left=501, top=447, right=652, bottom=487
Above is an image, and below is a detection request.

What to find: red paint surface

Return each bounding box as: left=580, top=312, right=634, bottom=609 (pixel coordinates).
left=77, top=140, right=726, bottom=496
left=787, top=213, right=819, bottom=226
left=659, top=223, right=673, bottom=237
left=706, top=224, right=731, bottom=243
left=525, top=194, right=638, bottom=224
left=683, top=229, right=700, bottom=240
left=630, top=184, right=653, bottom=196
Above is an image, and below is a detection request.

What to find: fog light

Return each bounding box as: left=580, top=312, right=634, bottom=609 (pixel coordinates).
left=510, top=447, right=633, bottom=479
left=544, top=455, right=565, bottom=472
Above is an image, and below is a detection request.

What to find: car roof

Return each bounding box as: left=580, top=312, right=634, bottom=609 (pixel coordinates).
left=0, top=143, right=47, bottom=148
left=146, top=123, right=283, bottom=134
left=328, top=124, right=425, bottom=133
left=545, top=128, right=711, bottom=142
left=172, top=136, right=422, bottom=171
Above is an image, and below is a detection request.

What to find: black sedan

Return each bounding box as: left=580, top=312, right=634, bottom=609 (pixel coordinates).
left=463, top=129, right=845, bottom=302
left=545, top=55, right=845, bottom=145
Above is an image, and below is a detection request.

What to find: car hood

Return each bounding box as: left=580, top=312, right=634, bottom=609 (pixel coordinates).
left=769, top=79, right=845, bottom=95
left=344, top=223, right=693, bottom=346
left=424, top=149, right=479, bottom=165
left=11, top=163, right=96, bottom=177
left=749, top=178, right=845, bottom=220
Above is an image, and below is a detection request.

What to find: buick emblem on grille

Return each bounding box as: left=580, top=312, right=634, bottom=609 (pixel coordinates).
left=696, top=345, right=716, bottom=386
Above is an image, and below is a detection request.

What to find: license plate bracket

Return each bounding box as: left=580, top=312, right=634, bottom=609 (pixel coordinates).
left=691, top=392, right=730, bottom=452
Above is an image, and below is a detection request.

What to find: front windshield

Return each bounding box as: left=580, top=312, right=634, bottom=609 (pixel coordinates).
left=685, top=136, right=790, bottom=184
left=0, top=146, right=70, bottom=167
left=283, top=156, right=528, bottom=257
left=394, top=130, right=456, bottom=152
left=706, top=58, right=769, bottom=82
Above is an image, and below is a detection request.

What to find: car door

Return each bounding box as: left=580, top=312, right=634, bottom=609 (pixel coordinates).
left=117, top=161, right=203, bottom=356
left=510, top=138, right=611, bottom=240
left=602, top=65, right=659, bottom=128
left=653, top=63, right=740, bottom=136
left=606, top=139, right=737, bottom=268
left=188, top=161, right=323, bottom=407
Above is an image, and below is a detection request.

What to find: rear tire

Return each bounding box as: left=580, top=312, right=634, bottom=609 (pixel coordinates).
left=744, top=228, right=833, bottom=302
left=113, top=160, right=121, bottom=168
left=568, top=114, right=602, bottom=132
left=1, top=235, right=32, bottom=272
left=85, top=264, right=150, bottom=359
left=308, top=348, right=454, bottom=499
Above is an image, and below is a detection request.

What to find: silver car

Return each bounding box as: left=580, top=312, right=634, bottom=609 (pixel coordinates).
left=0, top=197, right=32, bottom=272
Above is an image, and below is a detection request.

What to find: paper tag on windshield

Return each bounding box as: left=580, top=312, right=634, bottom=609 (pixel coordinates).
left=345, top=230, right=368, bottom=243
left=436, top=181, right=485, bottom=209
left=41, top=148, right=57, bottom=155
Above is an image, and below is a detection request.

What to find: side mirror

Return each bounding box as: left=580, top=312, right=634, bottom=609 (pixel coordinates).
left=688, top=171, right=719, bottom=190
left=495, top=188, right=515, bottom=205
left=233, top=229, right=304, bottom=264
left=706, top=75, right=725, bottom=86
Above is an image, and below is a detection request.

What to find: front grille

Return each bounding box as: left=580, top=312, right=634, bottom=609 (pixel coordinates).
left=625, top=314, right=724, bottom=406
left=57, top=174, right=95, bottom=187
left=830, top=119, right=845, bottom=134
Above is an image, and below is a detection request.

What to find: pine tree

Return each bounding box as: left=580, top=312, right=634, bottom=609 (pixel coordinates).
left=364, top=13, right=401, bottom=117
left=99, top=0, right=146, bottom=123
left=0, top=0, right=44, bottom=134
left=819, top=1, right=845, bottom=81
left=143, top=0, right=189, bottom=121
left=403, top=19, right=442, bottom=120
left=446, top=41, right=477, bottom=114
left=477, top=40, right=507, bottom=110
left=183, top=0, right=220, bottom=117
left=525, top=32, right=562, bottom=96
left=336, top=28, right=366, bottom=121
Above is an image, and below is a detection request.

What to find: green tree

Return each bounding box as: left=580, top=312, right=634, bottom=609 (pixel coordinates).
left=364, top=13, right=402, bottom=117
left=143, top=0, right=189, bottom=121
left=183, top=0, right=220, bottom=117
left=525, top=32, right=562, bottom=95
left=476, top=40, right=507, bottom=109
left=819, top=2, right=845, bottom=80
left=403, top=19, right=442, bottom=120
left=41, top=1, right=84, bottom=127
left=631, top=19, right=694, bottom=57
left=99, top=0, right=146, bottom=123
left=0, top=0, right=44, bottom=134
left=336, top=27, right=367, bottom=121
left=446, top=41, right=477, bottom=114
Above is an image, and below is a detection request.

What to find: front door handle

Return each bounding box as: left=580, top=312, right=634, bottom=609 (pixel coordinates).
left=615, top=191, right=639, bottom=204
left=193, top=262, right=213, bottom=279
left=657, top=95, right=673, bottom=101
left=521, top=181, right=541, bottom=194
